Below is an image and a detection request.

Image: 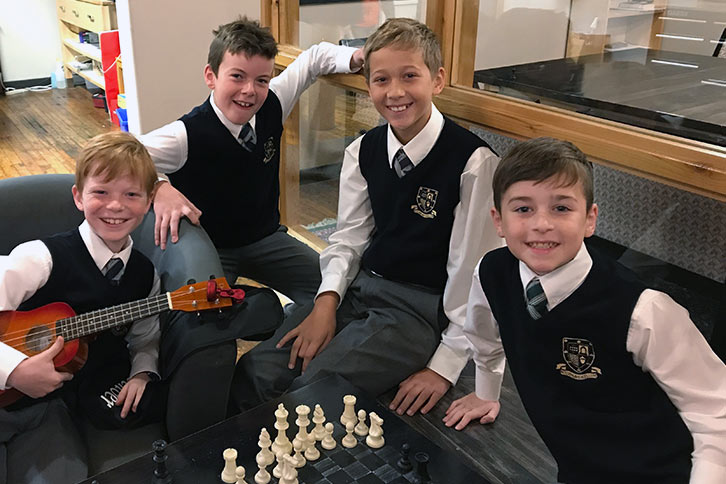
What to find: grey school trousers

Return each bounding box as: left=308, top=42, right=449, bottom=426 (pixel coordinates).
left=232, top=270, right=445, bottom=409
left=217, top=225, right=321, bottom=306
left=0, top=398, right=87, bottom=484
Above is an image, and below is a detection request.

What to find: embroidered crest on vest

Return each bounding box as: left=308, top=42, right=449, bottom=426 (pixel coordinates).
left=263, top=137, right=276, bottom=163
left=411, top=186, right=438, bottom=218
left=556, top=337, right=602, bottom=380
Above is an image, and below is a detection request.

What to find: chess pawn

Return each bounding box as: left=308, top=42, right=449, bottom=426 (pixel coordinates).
left=340, top=394, right=357, bottom=427
left=291, top=437, right=306, bottom=468
left=254, top=450, right=271, bottom=484
left=235, top=465, right=248, bottom=484
left=366, top=412, right=384, bottom=449
left=294, top=404, right=311, bottom=451
left=396, top=442, right=413, bottom=473
left=321, top=422, right=337, bottom=450
left=342, top=420, right=357, bottom=448
left=354, top=409, right=368, bottom=436
left=257, top=428, right=274, bottom=467
left=272, top=451, right=285, bottom=479
left=271, top=403, right=292, bottom=455
left=304, top=432, right=320, bottom=461
left=312, top=404, right=326, bottom=441
left=279, top=454, right=299, bottom=484
left=221, top=448, right=238, bottom=483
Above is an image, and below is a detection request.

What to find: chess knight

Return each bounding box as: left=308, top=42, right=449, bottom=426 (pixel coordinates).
left=556, top=337, right=602, bottom=380
left=411, top=186, right=438, bottom=219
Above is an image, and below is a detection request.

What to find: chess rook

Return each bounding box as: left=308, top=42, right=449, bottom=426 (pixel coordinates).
left=340, top=394, right=357, bottom=427
left=221, top=448, right=238, bottom=483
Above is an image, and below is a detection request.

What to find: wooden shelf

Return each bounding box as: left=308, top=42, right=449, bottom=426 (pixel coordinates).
left=65, top=62, right=104, bottom=89
left=62, top=38, right=102, bottom=62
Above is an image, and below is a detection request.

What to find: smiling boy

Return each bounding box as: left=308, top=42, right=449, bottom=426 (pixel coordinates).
left=141, top=17, right=363, bottom=307
left=0, top=132, right=162, bottom=483
left=444, top=137, right=726, bottom=484
left=231, top=18, right=502, bottom=412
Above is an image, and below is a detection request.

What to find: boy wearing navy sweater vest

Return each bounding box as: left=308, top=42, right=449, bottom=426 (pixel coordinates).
left=0, top=132, right=162, bottom=483
left=141, top=17, right=363, bottom=306
left=232, top=19, right=502, bottom=413
left=444, top=138, right=726, bottom=484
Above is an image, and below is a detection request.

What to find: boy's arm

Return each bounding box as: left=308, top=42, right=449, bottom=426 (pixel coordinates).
left=277, top=135, right=374, bottom=370
left=270, top=42, right=362, bottom=122
left=137, top=122, right=202, bottom=249
left=390, top=146, right=503, bottom=415
left=629, top=290, right=726, bottom=483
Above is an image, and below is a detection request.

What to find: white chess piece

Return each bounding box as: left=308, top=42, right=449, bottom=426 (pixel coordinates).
left=291, top=437, right=306, bottom=468
left=254, top=449, right=271, bottom=484
left=312, top=404, right=326, bottom=441
left=271, top=403, right=292, bottom=456
left=340, top=394, right=357, bottom=427
left=279, top=454, right=299, bottom=484
left=257, top=428, right=274, bottom=467
left=321, top=422, right=337, bottom=450
left=366, top=412, right=385, bottom=448
left=294, top=404, right=311, bottom=452
left=272, top=451, right=285, bottom=479
left=235, top=465, right=247, bottom=484
left=304, top=432, right=320, bottom=461
left=342, top=420, right=357, bottom=448
left=221, top=448, right=238, bottom=483
left=354, top=409, right=368, bottom=436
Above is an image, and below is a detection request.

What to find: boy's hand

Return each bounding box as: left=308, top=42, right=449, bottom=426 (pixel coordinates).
left=6, top=336, right=72, bottom=398
left=152, top=181, right=202, bottom=249
left=443, top=392, right=500, bottom=430
left=389, top=368, right=451, bottom=416
left=350, top=48, right=365, bottom=72
left=116, top=372, right=151, bottom=418
left=277, top=292, right=339, bottom=372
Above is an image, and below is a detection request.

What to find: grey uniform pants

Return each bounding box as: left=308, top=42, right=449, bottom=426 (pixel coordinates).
left=232, top=270, right=445, bottom=409
left=217, top=226, right=322, bottom=306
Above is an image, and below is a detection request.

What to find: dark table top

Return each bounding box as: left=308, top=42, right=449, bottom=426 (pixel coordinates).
left=474, top=48, right=726, bottom=146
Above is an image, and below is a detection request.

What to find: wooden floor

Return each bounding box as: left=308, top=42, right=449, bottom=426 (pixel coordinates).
left=0, top=87, right=116, bottom=179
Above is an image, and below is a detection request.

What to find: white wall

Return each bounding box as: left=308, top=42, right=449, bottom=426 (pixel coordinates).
left=0, top=0, right=61, bottom=82
left=117, top=0, right=261, bottom=134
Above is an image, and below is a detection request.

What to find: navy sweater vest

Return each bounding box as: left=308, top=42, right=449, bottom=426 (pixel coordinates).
left=359, top=118, right=491, bottom=291
left=174, top=94, right=283, bottom=248
left=479, top=247, right=692, bottom=484
left=19, top=229, right=154, bottom=315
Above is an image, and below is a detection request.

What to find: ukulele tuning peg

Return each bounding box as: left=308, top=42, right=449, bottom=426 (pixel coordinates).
left=209, top=275, right=216, bottom=280
left=187, top=278, right=196, bottom=285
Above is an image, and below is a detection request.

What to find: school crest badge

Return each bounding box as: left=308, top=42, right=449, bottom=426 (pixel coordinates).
left=263, top=137, right=276, bottom=163
left=411, top=186, right=438, bottom=219
left=555, top=337, right=602, bottom=380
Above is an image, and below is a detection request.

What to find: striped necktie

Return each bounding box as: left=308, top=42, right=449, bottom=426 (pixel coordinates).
left=238, top=123, right=256, bottom=152
left=103, top=258, right=124, bottom=285
left=393, top=148, right=414, bottom=178
left=525, top=277, right=548, bottom=320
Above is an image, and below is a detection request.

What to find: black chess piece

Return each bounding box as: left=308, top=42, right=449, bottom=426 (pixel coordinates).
left=412, top=451, right=431, bottom=484
left=396, top=442, right=413, bottom=473
left=152, top=439, right=173, bottom=484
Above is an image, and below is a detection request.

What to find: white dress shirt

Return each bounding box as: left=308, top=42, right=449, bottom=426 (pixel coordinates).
left=318, top=104, right=503, bottom=383
left=0, top=221, right=161, bottom=389
left=139, top=42, right=358, bottom=173
left=465, top=243, right=726, bottom=483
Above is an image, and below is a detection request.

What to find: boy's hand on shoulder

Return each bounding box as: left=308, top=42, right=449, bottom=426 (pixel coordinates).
left=6, top=336, right=72, bottom=398
left=389, top=368, right=451, bottom=416
left=277, top=292, right=339, bottom=372
left=116, top=372, right=151, bottom=418
left=350, top=48, right=364, bottom=72
left=152, top=181, right=202, bottom=249
left=443, top=392, right=500, bottom=431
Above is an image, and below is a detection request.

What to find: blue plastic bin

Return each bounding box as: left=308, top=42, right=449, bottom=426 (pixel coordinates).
left=115, top=108, right=128, bottom=132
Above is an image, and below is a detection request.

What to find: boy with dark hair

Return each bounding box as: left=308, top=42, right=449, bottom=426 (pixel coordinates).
left=444, top=137, right=726, bottom=483
left=232, top=18, right=502, bottom=412
left=0, top=132, right=163, bottom=483
left=142, top=17, right=363, bottom=305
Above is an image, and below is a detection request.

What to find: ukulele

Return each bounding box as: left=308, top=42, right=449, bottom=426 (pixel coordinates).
left=0, top=278, right=244, bottom=407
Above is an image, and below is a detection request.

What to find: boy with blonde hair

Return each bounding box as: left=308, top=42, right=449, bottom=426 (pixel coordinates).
left=0, top=132, right=162, bottom=483
left=444, top=137, right=726, bottom=483
left=232, top=18, right=502, bottom=412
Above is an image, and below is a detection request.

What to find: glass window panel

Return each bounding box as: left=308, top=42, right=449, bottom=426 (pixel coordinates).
left=298, top=0, right=427, bottom=48
left=469, top=1, right=726, bottom=146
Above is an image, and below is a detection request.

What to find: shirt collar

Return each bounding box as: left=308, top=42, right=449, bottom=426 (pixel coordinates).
left=386, top=103, right=444, bottom=168
left=209, top=91, right=257, bottom=138
left=78, top=220, right=134, bottom=272
left=518, top=242, right=592, bottom=310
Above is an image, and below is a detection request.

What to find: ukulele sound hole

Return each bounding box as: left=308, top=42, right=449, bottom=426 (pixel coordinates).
left=26, top=326, right=54, bottom=353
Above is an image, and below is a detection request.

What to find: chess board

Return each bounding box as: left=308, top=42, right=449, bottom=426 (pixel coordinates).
left=81, top=375, right=488, bottom=484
